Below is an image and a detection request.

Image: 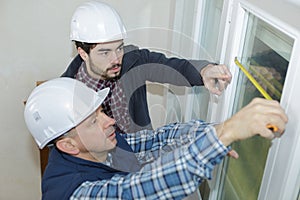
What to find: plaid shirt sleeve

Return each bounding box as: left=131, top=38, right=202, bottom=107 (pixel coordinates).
left=70, top=120, right=229, bottom=200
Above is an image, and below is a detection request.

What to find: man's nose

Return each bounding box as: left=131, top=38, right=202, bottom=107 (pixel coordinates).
left=110, top=51, right=120, bottom=64
left=103, top=115, right=116, bottom=128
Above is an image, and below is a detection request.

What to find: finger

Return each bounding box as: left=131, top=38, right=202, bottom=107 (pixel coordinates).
left=267, top=115, right=287, bottom=137
left=227, top=149, right=239, bottom=159
left=216, top=75, right=232, bottom=84
left=256, top=114, right=286, bottom=139
left=248, top=99, right=288, bottom=122
left=270, top=106, right=288, bottom=123
left=215, top=65, right=232, bottom=80
left=204, top=79, right=221, bottom=95
left=262, top=101, right=288, bottom=124
left=258, top=127, right=276, bottom=140
left=267, top=125, right=282, bottom=138
left=216, top=79, right=228, bottom=91
left=221, top=65, right=232, bottom=79
left=208, top=86, right=222, bottom=95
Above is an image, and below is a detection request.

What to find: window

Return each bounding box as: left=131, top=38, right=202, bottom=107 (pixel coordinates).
left=218, top=12, right=294, bottom=200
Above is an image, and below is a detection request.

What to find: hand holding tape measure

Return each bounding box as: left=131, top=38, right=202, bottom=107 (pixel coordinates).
left=234, top=57, right=283, bottom=138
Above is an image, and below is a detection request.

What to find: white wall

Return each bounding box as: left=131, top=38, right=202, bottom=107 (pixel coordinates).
left=0, top=0, right=175, bottom=199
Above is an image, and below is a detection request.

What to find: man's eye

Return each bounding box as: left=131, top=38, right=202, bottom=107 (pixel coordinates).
left=91, top=118, right=97, bottom=124
left=117, top=46, right=124, bottom=51
left=99, top=109, right=106, bottom=114
left=100, top=51, right=109, bottom=56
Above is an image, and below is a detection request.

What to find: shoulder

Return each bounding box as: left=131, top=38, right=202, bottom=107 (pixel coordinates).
left=124, top=44, right=139, bottom=53
left=61, top=55, right=83, bottom=77
left=122, top=45, right=149, bottom=71
left=123, top=44, right=153, bottom=58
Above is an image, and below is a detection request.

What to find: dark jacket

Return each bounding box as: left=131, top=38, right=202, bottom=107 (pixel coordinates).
left=62, top=45, right=211, bottom=131
left=42, top=133, right=140, bottom=200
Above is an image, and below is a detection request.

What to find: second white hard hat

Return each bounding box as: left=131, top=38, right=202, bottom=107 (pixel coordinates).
left=70, top=1, right=127, bottom=43
left=24, top=77, right=109, bottom=149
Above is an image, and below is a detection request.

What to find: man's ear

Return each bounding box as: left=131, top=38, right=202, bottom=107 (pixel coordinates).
left=56, top=138, right=80, bottom=155
left=77, top=47, right=88, bottom=61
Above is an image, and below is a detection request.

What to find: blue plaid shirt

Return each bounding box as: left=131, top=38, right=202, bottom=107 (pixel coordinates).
left=70, top=120, right=229, bottom=199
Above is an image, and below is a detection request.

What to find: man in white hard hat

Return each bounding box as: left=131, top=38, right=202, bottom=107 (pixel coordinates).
left=24, top=78, right=287, bottom=200
left=62, top=1, right=232, bottom=133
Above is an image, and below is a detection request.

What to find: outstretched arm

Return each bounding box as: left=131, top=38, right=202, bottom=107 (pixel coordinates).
left=70, top=98, right=287, bottom=199
left=71, top=122, right=228, bottom=199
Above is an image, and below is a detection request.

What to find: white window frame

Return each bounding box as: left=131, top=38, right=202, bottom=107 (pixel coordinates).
left=207, top=1, right=300, bottom=199
left=170, top=1, right=300, bottom=198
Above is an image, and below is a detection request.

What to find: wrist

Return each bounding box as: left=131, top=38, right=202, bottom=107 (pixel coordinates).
left=215, top=122, right=235, bottom=146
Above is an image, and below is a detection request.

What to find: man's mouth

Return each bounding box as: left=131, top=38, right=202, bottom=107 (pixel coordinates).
left=106, top=126, right=116, bottom=140
left=108, top=65, right=121, bottom=73
left=107, top=132, right=116, bottom=141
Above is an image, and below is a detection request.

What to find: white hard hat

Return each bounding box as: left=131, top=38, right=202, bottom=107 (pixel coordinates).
left=24, top=78, right=109, bottom=149
left=70, top=1, right=127, bottom=43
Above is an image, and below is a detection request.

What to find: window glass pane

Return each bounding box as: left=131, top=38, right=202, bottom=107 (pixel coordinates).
left=197, top=1, right=224, bottom=199
left=219, top=13, right=294, bottom=200
left=200, top=0, right=224, bottom=60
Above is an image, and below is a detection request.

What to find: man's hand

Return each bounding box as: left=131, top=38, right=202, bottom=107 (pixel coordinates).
left=215, top=98, right=288, bottom=147
left=201, top=64, right=232, bottom=95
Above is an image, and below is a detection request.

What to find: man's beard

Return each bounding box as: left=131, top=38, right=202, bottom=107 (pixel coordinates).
left=103, top=64, right=121, bottom=80
left=90, top=64, right=121, bottom=80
